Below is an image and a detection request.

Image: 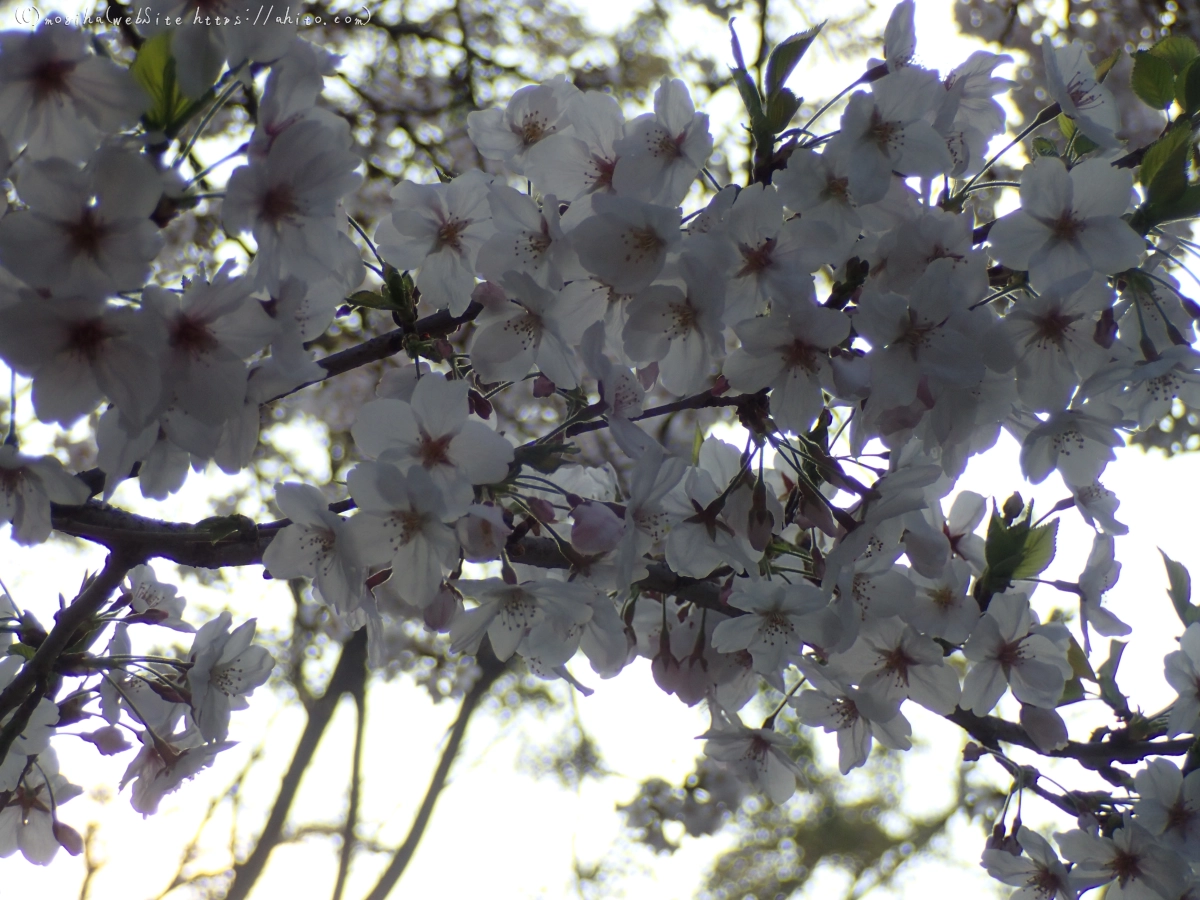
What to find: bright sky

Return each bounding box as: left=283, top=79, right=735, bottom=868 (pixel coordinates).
left=6, top=1, right=1197, bottom=899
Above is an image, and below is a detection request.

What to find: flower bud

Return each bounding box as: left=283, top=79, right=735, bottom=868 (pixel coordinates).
left=456, top=504, right=512, bottom=562
left=570, top=501, right=625, bottom=554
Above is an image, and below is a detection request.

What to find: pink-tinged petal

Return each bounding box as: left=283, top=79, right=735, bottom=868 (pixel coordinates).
left=710, top=615, right=763, bottom=654
left=469, top=313, right=540, bottom=384
left=1070, top=159, right=1133, bottom=219
left=410, top=375, right=469, bottom=440
left=417, top=248, right=477, bottom=314
left=988, top=212, right=1051, bottom=271
left=274, top=482, right=331, bottom=528
left=1077, top=218, right=1145, bottom=275
left=352, top=398, right=420, bottom=460
left=18, top=811, right=57, bottom=865
left=449, top=421, right=514, bottom=486
left=1018, top=157, right=1072, bottom=221
left=262, top=523, right=317, bottom=579
left=535, top=331, right=580, bottom=389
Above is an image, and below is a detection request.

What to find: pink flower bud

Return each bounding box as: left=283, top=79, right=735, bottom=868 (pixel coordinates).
left=424, top=585, right=463, bottom=632
left=527, top=496, right=556, bottom=523
left=53, top=822, right=84, bottom=857
left=532, top=374, right=556, bottom=397
left=456, top=504, right=512, bottom=562
left=472, top=280, right=509, bottom=312
left=82, top=725, right=133, bottom=756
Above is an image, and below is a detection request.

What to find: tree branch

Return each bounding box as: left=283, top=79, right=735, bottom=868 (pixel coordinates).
left=331, top=663, right=367, bottom=900
left=946, top=707, right=1193, bottom=765
left=222, top=629, right=369, bottom=900
left=265, top=302, right=483, bottom=405
left=360, top=643, right=507, bottom=900
left=0, top=550, right=138, bottom=727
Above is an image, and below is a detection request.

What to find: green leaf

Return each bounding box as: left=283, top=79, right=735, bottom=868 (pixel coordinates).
left=1011, top=518, right=1058, bottom=580
left=6, top=642, right=36, bottom=661
left=1178, top=57, right=1200, bottom=115
left=765, top=88, right=803, bottom=134
left=978, top=502, right=1061, bottom=601
left=691, top=425, right=704, bottom=466
left=1151, top=35, right=1200, bottom=74
left=1031, top=137, right=1059, bottom=157
left=1132, top=50, right=1177, bottom=110
left=1058, top=677, right=1085, bottom=706
left=131, top=32, right=207, bottom=135
left=1161, top=549, right=1199, bottom=625
left=764, top=24, right=823, bottom=98
left=1149, top=184, right=1200, bottom=225
left=1096, top=47, right=1124, bottom=82
left=729, top=22, right=765, bottom=132
left=1097, top=639, right=1130, bottom=714
left=1057, top=112, right=1099, bottom=158
left=1067, top=634, right=1097, bottom=682
left=347, top=290, right=398, bottom=311
left=1140, top=121, right=1194, bottom=206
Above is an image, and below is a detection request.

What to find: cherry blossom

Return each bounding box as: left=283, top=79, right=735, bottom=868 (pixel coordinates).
left=351, top=374, right=514, bottom=516
left=0, top=750, right=81, bottom=866
left=224, top=118, right=365, bottom=294
left=125, top=564, right=193, bottom=632
left=0, top=445, right=90, bottom=546
left=0, top=293, right=164, bottom=428
left=960, top=593, right=1071, bottom=714
left=0, top=147, right=163, bottom=295
left=711, top=580, right=838, bottom=675
left=571, top=193, right=681, bottom=294
left=700, top=706, right=807, bottom=804
left=262, top=482, right=366, bottom=614
left=186, top=612, right=275, bottom=743
left=449, top=578, right=594, bottom=662
left=826, top=66, right=951, bottom=205
left=988, top=157, right=1143, bottom=291
left=1043, top=40, right=1121, bottom=149
left=376, top=170, right=493, bottom=314
left=980, top=827, right=1077, bottom=900
left=612, top=77, right=712, bottom=207
left=0, top=22, right=145, bottom=162
left=467, top=76, right=579, bottom=175
left=346, top=462, right=459, bottom=609
left=1165, top=623, right=1200, bottom=737
left=791, top=660, right=911, bottom=774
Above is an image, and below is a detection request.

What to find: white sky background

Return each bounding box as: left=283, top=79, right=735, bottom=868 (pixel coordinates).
left=5, top=0, right=1199, bottom=898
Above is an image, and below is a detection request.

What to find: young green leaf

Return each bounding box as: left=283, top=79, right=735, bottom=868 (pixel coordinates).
left=1011, top=518, right=1058, bottom=579
left=1031, top=137, right=1059, bottom=157
left=1161, top=549, right=1199, bottom=625
left=1140, top=120, right=1194, bottom=192
left=1178, top=57, right=1200, bottom=115
left=1150, top=34, right=1200, bottom=74
left=765, top=88, right=803, bottom=134
left=764, top=24, right=823, bottom=98
left=1097, top=639, right=1130, bottom=715
left=1132, top=50, right=1177, bottom=110
left=131, top=32, right=207, bottom=135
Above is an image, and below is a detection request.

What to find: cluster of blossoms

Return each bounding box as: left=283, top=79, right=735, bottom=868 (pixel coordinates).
left=3, top=2, right=1200, bottom=892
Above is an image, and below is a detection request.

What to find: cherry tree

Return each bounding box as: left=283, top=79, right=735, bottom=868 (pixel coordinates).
left=7, top=2, right=1200, bottom=898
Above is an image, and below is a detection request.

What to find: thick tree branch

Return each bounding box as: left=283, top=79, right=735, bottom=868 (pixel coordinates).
left=361, top=643, right=507, bottom=900
left=331, top=664, right=367, bottom=900
left=222, top=628, right=369, bottom=900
